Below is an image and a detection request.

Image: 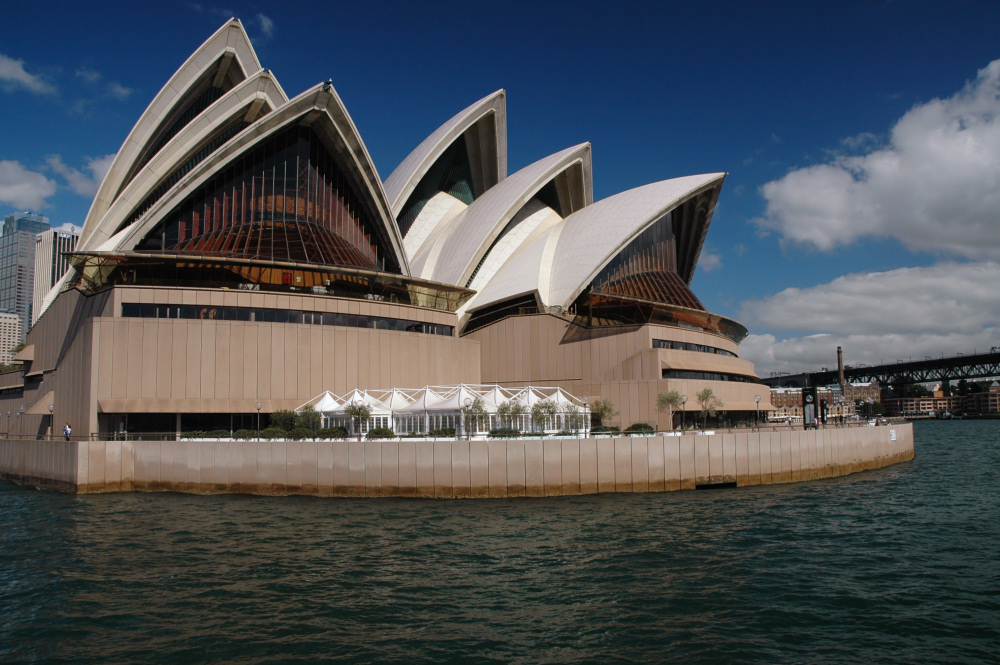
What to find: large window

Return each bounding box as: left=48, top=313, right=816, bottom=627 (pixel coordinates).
left=653, top=339, right=736, bottom=357
left=138, top=125, right=401, bottom=273
left=397, top=137, right=475, bottom=238
left=121, top=303, right=453, bottom=337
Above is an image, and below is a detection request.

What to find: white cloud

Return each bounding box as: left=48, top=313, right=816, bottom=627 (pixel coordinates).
left=737, top=261, right=1000, bottom=376
left=45, top=154, right=115, bottom=197
left=0, top=54, right=56, bottom=95
left=75, top=67, right=101, bottom=84
left=754, top=58, right=1000, bottom=260
left=0, top=160, right=57, bottom=209
left=106, top=82, right=133, bottom=100
left=256, top=13, right=275, bottom=39
left=699, top=251, right=722, bottom=271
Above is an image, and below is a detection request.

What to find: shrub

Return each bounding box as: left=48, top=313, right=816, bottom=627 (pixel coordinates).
left=401, top=432, right=427, bottom=438
left=206, top=429, right=231, bottom=439
left=270, top=409, right=296, bottom=431
left=428, top=427, right=456, bottom=437
left=625, top=423, right=655, bottom=434
left=591, top=425, right=621, bottom=434
left=317, top=427, right=347, bottom=440
left=367, top=427, right=396, bottom=440
left=287, top=427, right=312, bottom=440
left=233, top=429, right=255, bottom=440
left=260, top=427, right=286, bottom=440
left=555, top=430, right=577, bottom=437
left=489, top=427, right=521, bottom=438
left=180, top=430, right=204, bottom=439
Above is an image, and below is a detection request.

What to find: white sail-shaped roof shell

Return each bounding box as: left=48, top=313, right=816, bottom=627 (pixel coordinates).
left=384, top=90, right=508, bottom=218
left=107, top=82, right=410, bottom=274
left=79, top=19, right=262, bottom=250
left=79, top=70, right=287, bottom=251
left=411, top=143, right=593, bottom=286
left=468, top=173, right=725, bottom=315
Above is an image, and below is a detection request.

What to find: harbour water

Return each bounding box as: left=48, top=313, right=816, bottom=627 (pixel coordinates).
left=1, top=420, right=997, bottom=664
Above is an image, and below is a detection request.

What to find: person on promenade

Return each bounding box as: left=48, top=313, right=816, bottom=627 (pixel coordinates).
left=63, top=423, right=72, bottom=441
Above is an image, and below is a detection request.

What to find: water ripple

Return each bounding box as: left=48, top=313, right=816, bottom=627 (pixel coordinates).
left=2, top=420, right=999, bottom=664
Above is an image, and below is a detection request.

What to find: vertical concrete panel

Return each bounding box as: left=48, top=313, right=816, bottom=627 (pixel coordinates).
left=469, top=441, right=489, bottom=498
left=578, top=438, right=598, bottom=494
left=694, top=435, right=711, bottom=485
left=452, top=441, right=471, bottom=498
left=214, top=323, right=229, bottom=399
left=132, top=441, right=148, bottom=490
left=212, top=441, right=228, bottom=491
left=415, top=441, right=435, bottom=497
left=678, top=435, right=696, bottom=490
left=88, top=441, right=106, bottom=490
left=316, top=442, right=334, bottom=496
left=198, top=442, right=214, bottom=491
left=433, top=441, right=454, bottom=498
left=225, top=441, right=241, bottom=492
left=722, top=433, right=737, bottom=483
left=105, top=442, right=122, bottom=492
left=778, top=431, right=792, bottom=483
left=735, top=432, right=750, bottom=486
left=560, top=439, right=581, bottom=495
left=378, top=441, right=398, bottom=495
left=331, top=442, right=350, bottom=495
left=284, top=441, right=301, bottom=493
left=397, top=441, right=416, bottom=497
left=596, top=439, right=615, bottom=493
left=613, top=438, right=633, bottom=492
left=257, top=441, right=273, bottom=494
left=487, top=440, right=508, bottom=498
left=708, top=434, right=723, bottom=484
left=540, top=440, right=562, bottom=496
left=239, top=440, right=257, bottom=492
left=647, top=436, right=665, bottom=492
left=757, top=434, right=772, bottom=484
left=788, top=431, right=801, bottom=482
left=770, top=434, right=783, bottom=484
left=506, top=440, right=526, bottom=497
left=187, top=326, right=205, bottom=399
left=630, top=437, right=649, bottom=493
left=346, top=441, right=365, bottom=496
left=524, top=440, right=544, bottom=497
left=363, top=442, right=382, bottom=497
left=663, top=437, right=681, bottom=491
left=300, top=440, right=318, bottom=494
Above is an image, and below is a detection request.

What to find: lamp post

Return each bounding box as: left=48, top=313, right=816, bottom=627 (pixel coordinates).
left=255, top=401, right=262, bottom=440
left=17, top=405, right=24, bottom=438
left=755, top=394, right=761, bottom=431
left=47, top=403, right=54, bottom=441
left=681, top=394, right=687, bottom=432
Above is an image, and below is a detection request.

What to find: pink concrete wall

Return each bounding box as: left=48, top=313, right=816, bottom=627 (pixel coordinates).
left=0, top=424, right=914, bottom=496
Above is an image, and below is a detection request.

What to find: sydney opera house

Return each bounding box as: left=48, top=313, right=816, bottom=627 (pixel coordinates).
left=1, top=19, right=771, bottom=438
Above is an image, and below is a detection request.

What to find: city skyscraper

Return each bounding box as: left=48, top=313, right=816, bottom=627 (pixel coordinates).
left=32, top=227, right=79, bottom=326
left=1, top=212, right=51, bottom=342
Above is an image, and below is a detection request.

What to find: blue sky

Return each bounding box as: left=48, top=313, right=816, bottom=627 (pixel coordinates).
left=2, top=1, right=998, bottom=376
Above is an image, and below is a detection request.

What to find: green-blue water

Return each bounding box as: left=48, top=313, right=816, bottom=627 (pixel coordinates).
left=2, top=420, right=998, bottom=664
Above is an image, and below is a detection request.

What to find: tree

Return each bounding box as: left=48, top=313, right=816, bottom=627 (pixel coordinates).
left=496, top=400, right=527, bottom=430
left=343, top=402, right=372, bottom=441
left=461, top=396, right=488, bottom=436
left=562, top=403, right=583, bottom=433
left=656, top=390, right=683, bottom=431
left=696, top=388, right=723, bottom=428
left=295, top=405, right=321, bottom=431
left=270, top=409, right=296, bottom=431
left=589, top=398, right=618, bottom=428
left=530, top=399, right=558, bottom=433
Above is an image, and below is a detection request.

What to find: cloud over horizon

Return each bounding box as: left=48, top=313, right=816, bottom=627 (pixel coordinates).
left=754, top=59, right=1000, bottom=260
left=0, top=160, right=58, bottom=209
left=738, top=262, right=1000, bottom=376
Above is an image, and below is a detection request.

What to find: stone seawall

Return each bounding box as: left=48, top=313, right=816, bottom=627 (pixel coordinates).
left=1, top=425, right=914, bottom=496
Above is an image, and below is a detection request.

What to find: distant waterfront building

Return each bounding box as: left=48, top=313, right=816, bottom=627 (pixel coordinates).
left=768, top=385, right=856, bottom=422
left=0, top=312, right=21, bottom=365
left=0, top=212, right=50, bottom=342
left=32, top=227, right=79, bottom=326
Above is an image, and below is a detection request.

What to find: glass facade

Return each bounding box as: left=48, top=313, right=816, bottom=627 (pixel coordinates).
left=653, top=339, right=736, bottom=357
left=121, top=303, right=454, bottom=337
left=138, top=125, right=401, bottom=273
left=661, top=369, right=754, bottom=382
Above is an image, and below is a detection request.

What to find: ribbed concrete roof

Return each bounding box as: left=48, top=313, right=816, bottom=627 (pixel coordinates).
left=383, top=90, right=507, bottom=216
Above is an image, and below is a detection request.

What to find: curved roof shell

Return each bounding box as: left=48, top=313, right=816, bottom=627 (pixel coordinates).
left=383, top=90, right=507, bottom=218
left=412, top=143, right=593, bottom=287
left=79, top=70, right=287, bottom=252
left=109, top=82, right=410, bottom=274
left=468, top=173, right=725, bottom=314
left=79, top=19, right=262, bottom=249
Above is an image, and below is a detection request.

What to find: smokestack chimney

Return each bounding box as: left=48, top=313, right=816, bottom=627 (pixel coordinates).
left=837, top=346, right=846, bottom=391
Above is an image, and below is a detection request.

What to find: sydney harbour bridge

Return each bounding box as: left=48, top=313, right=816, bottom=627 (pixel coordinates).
left=761, top=348, right=1000, bottom=396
